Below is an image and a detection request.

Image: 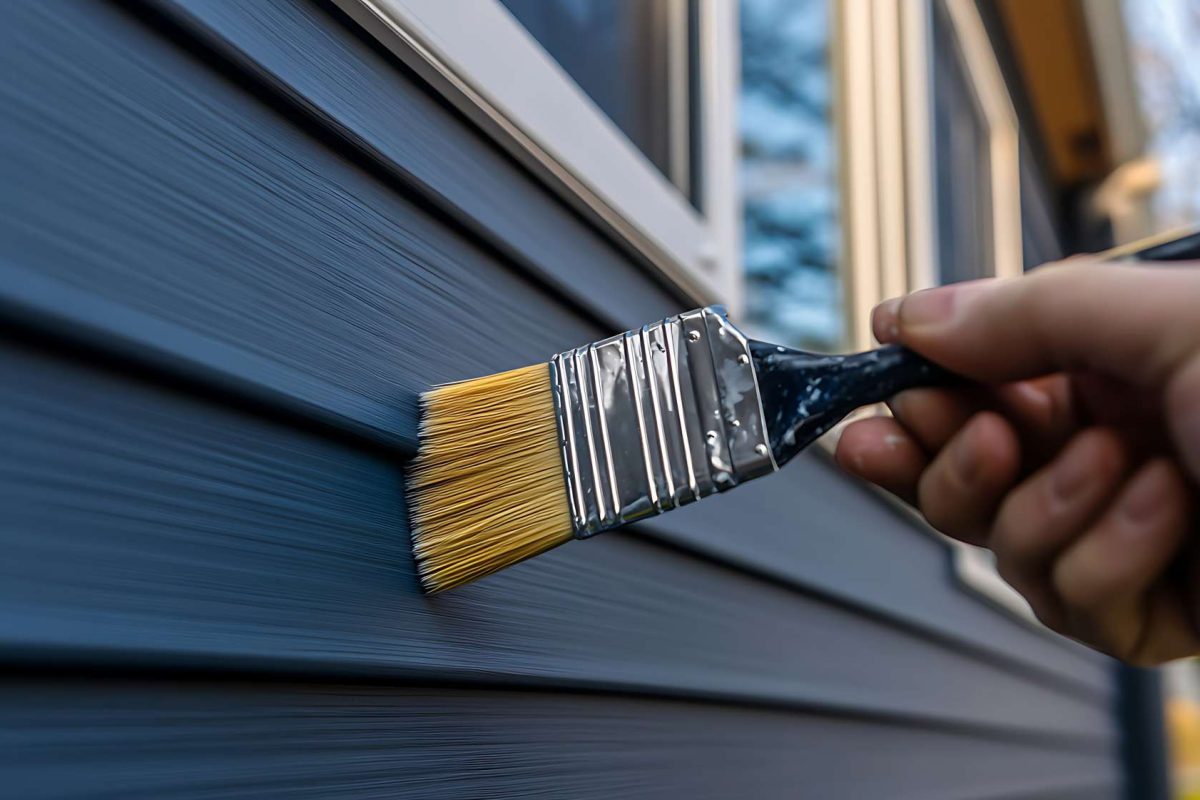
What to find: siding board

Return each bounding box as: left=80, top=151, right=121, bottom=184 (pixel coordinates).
left=0, top=339, right=1114, bottom=743
left=0, top=0, right=1112, bottom=694
left=1, top=680, right=1121, bottom=800
left=642, top=461, right=1109, bottom=694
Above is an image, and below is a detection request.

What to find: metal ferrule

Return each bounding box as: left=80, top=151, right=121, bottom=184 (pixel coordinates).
left=550, top=306, right=778, bottom=538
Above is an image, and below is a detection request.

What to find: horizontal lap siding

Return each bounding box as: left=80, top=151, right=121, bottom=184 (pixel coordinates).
left=642, top=462, right=1106, bottom=696
left=1, top=682, right=1119, bottom=800
left=0, top=340, right=1115, bottom=742
left=0, top=0, right=1123, bottom=796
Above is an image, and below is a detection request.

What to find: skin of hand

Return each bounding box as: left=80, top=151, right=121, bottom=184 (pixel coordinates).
left=834, top=259, right=1200, bottom=665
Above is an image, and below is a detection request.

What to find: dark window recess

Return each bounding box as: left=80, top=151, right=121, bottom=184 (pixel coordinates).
left=1019, top=139, right=1066, bottom=268
left=500, top=0, right=700, bottom=206
left=932, top=0, right=994, bottom=284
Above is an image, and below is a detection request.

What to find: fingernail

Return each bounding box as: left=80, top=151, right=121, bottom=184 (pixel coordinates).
left=1120, top=463, right=1169, bottom=523
left=899, top=286, right=957, bottom=329
left=872, top=298, right=902, bottom=343
left=899, top=280, right=989, bottom=332
left=1051, top=441, right=1094, bottom=505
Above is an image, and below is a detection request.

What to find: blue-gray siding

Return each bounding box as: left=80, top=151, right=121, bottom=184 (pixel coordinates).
left=1, top=1, right=1123, bottom=797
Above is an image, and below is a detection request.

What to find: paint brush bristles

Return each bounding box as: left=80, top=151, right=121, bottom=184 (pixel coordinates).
left=409, top=363, right=572, bottom=592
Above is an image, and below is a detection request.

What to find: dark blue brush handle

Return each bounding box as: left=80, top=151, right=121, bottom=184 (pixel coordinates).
left=750, top=341, right=961, bottom=466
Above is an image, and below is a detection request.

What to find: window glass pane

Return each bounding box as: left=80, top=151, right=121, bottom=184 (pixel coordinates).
left=500, top=0, right=696, bottom=203
left=739, top=0, right=841, bottom=350
left=932, top=0, right=993, bottom=284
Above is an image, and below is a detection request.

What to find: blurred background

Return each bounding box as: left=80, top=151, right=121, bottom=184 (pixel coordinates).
left=2, top=0, right=1199, bottom=797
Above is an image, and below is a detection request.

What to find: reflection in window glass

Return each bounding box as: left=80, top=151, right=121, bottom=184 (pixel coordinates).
left=1124, top=0, right=1200, bottom=230
left=740, top=0, right=840, bottom=351
left=499, top=0, right=697, bottom=203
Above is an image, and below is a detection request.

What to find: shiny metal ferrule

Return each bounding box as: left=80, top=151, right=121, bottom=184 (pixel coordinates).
left=550, top=305, right=778, bottom=538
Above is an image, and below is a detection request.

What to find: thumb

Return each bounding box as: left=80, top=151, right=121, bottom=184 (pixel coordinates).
left=880, top=262, right=1200, bottom=387
left=875, top=260, right=1200, bottom=480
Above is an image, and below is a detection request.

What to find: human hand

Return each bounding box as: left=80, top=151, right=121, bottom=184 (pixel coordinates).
left=835, top=260, right=1200, bottom=664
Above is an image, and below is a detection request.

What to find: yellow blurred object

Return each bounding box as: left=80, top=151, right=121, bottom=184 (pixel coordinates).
left=1168, top=695, right=1200, bottom=799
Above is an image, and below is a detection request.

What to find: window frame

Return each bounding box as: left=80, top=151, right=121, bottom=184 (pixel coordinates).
left=930, top=0, right=1024, bottom=288
left=836, top=0, right=1022, bottom=351
left=835, top=0, right=1029, bottom=618
left=332, top=0, right=742, bottom=311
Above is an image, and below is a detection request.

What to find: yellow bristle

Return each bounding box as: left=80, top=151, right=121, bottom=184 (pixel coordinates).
left=408, top=362, right=573, bottom=592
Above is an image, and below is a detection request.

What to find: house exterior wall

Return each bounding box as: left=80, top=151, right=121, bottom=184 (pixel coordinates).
left=0, top=1, right=1131, bottom=797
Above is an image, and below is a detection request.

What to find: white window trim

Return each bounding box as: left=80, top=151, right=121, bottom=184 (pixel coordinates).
left=836, top=0, right=1032, bottom=620
left=332, top=0, right=742, bottom=312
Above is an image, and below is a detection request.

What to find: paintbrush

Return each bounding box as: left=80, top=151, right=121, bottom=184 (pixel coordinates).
left=410, top=228, right=1200, bottom=592
left=409, top=306, right=955, bottom=591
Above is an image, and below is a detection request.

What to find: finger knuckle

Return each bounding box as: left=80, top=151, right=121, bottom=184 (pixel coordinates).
left=990, top=497, right=1041, bottom=576
left=917, top=471, right=964, bottom=536
left=1051, top=563, right=1109, bottom=613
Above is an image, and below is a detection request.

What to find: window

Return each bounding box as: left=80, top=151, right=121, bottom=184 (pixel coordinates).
left=334, top=0, right=739, bottom=308
left=925, top=0, right=1026, bottom=616
left=500, top=0, right=700, bottom=206
left=739, top=0, right=841, bottom=351
left=739, top=0, right=1022, bottom=353
left=812, top=0, right=1029, bottom=614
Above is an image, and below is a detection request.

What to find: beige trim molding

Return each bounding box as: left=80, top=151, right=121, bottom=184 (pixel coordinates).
left=837, top=0, right=1024, bottom=350
left=835, top=0, right=882, bottom=351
